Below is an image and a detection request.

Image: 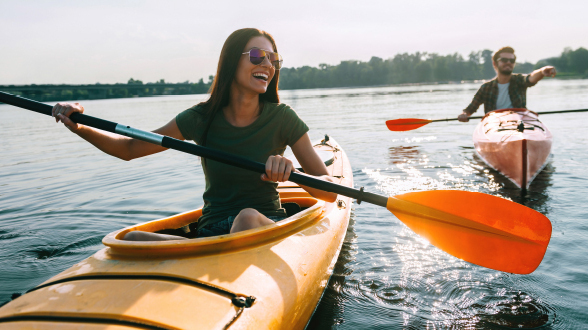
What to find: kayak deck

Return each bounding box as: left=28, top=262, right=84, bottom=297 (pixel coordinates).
left=473, top=108, right=552, bottom=190
left=0, top=137, right=353, bottom=330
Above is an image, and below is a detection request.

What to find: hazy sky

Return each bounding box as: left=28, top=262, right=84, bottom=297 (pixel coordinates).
left=1, top=0, right=586, bottom=85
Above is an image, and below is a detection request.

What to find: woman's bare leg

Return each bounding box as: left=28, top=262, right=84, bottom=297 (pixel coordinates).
left=123, top=231, right=188, bottom=241
left=230, top=208, right=274, bottom=233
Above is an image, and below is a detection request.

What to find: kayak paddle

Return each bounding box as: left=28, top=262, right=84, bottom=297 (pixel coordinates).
left=0, top=92, right=551, bottom=274
left=386, top=108, right=588, bottom=131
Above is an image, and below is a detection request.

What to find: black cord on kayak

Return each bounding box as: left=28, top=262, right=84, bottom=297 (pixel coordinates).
left=232, top=295, right=256, bottom=308
left=356, top=187, right=364, bottom=204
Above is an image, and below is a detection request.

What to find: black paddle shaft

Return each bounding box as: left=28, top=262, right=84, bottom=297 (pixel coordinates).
left=0, top=91, right=388, bottom=207
left=431, top=108, right=588, bottom=123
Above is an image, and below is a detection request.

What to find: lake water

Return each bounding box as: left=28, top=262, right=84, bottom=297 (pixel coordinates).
left=1, top=79, right=588, bottom=329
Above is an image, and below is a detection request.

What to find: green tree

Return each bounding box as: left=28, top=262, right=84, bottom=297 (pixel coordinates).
left=481, top=49, right=495, bottom=79
left=568, top=47, right=588, bottom=74
left=540, top=47, right=588, bottom=76
left=127, top=78, right=143, bottom=85
left=415, top=61, right=433, bottom=82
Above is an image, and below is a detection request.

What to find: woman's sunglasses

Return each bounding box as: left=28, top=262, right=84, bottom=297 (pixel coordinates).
left=242, top=47, right=283, bottom=70
left=497, top=58, right=516, bottom=64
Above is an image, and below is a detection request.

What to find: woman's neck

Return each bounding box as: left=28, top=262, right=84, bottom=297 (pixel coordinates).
left=223, top=86, right=261, bottom=127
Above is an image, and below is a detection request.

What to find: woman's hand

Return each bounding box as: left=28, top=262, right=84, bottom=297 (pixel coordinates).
left=262, top=155, right=294, bottom=182
left=52, top=102, right=84, bottom=132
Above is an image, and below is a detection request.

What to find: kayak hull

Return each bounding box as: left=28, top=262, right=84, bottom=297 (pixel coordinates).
left=473, top=109, right=552, bottom=190
left=0, top=138, right=353, bottom=330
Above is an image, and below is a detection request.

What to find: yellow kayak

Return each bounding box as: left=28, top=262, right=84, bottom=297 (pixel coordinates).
left=0, top=136, right=353, bottom=330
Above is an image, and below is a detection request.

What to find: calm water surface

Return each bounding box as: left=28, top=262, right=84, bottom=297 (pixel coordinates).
left=1, top=79, right=588, bottom=329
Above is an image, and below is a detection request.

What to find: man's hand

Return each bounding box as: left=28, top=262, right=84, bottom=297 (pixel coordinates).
left=530, top=66, right=557, bottom=84
left=541, top=66, right=557, bottom=78
left=458, top=112, right=470, bottom=122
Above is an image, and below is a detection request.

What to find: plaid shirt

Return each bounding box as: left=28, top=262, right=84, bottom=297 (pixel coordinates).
left=464, top=74, right=537, bottom=114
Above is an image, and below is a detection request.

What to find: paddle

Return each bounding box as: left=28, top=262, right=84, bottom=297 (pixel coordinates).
left=386, top=108, right=588, bottom=131
left=0, top=91, right=551, bottom=274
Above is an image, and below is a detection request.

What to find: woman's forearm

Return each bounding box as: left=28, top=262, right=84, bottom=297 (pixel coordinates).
left=298, top=175, right=338, bottom=203
left=74, top=124, right=167, bottom=161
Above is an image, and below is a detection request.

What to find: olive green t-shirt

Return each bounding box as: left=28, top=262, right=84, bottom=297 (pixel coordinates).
left=175, top=102, right=309, bottom=230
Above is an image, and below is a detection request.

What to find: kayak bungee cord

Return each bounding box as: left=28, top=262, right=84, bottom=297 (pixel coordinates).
left=10, top=273, right=255, bottom=330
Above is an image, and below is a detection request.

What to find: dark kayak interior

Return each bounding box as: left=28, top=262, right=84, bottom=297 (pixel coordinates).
left=154, top=202, right=307, bottom=239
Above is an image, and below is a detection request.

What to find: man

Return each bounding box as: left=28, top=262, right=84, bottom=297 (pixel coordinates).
left=458, top=46, right=557, bottom=122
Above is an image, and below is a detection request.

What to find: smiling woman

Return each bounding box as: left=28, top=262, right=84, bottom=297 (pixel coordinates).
left=47, top=28, right=338, bottom=240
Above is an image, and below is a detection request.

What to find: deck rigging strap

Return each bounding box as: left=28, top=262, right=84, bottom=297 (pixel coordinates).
left=486, top=118, right=546, bottom=134
left=26, top=273, right=255, bottom=306
left=0, top=315, right=173, bottom=330
left=7, top=273, right=256, bottom=329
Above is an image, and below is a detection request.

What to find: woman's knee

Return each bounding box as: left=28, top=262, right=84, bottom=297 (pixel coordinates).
left=231, top=209, right=272, bottom=232
left=123, top=231, right=147, bottom=241
left=236, top=208, right=262, bottom=222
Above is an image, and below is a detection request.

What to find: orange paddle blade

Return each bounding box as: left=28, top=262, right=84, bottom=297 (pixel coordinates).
left=387, top=190, right=551, bottom=274
left=385, top=118, right=432, bottom=131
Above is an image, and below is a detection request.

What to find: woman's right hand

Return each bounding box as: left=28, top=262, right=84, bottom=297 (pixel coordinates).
left=262, top=155, right=294, bottom=183
left=52, top=102, right=84, bottom=132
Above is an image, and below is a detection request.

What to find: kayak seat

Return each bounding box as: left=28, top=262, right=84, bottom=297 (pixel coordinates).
left=282, top=202, right=302, bottom=217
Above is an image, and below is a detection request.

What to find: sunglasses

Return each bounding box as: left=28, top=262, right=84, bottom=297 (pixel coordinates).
left=497, top=58, right=516, bottom=64
left=242, top=47, right=283, bottom=70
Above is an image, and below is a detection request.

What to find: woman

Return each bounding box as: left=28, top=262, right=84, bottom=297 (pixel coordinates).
left=52, top=28, right=337, bottom=240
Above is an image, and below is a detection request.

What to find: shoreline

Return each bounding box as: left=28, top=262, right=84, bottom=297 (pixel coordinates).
left=1, top=77, right=585, bottom=103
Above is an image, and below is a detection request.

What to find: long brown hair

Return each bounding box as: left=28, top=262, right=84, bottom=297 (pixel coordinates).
left=198, top=28, right=280, bottom=146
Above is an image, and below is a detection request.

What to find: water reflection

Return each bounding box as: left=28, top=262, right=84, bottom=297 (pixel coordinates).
left=516, top=163, right=554, bottom=210
left=388, top=146, right=421, bottom=165
left=474, top=290, right=554, bottom=329
left=471, top=154, right=554, bottom=212
left=329, top=220, right=556, bottom=329
left=307, top=211, right=358, bottom=329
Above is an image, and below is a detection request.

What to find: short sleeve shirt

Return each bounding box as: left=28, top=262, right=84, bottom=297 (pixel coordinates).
left=176, top=102, right=309, bottom=230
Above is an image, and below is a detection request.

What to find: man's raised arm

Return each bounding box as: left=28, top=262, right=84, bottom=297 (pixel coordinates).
left=528, top=66, right=557, bottom=85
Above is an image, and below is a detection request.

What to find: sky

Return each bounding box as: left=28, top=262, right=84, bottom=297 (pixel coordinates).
left=1, top=0, right=587, bottom=85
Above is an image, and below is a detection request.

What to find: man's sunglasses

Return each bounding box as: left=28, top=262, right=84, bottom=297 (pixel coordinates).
left=497, top=58, right=516, bottom=64
left=242, top=47, right=283, bottom=70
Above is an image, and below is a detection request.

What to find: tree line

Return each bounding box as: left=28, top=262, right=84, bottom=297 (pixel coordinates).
left=1, top=47, right=585, bottom=102
left=535, top=47, right=588, bottom=78
left=0, top=78, right=213, bottom=102
left=278, top=47, right=587, bottom=90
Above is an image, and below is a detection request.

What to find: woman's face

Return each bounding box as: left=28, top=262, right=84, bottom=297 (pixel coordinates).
left=234, top=36, right=276, bottom=95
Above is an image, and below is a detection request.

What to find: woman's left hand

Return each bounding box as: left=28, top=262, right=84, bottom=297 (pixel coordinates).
left=262, top=155, right=294, bottom=182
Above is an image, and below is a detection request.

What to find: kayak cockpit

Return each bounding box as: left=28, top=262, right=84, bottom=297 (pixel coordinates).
left=102, top=196, right=324, bottom=257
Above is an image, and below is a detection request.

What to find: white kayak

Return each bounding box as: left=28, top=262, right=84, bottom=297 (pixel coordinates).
left=473, top=108, right=553, bottom=190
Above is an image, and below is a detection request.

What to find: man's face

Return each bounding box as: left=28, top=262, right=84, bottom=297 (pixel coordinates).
left=494, top=52, right=516, bottom=75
